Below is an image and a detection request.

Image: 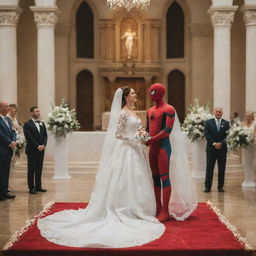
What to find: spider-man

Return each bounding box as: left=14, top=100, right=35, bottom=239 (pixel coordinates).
left=146, top=83, right=175, bottom=222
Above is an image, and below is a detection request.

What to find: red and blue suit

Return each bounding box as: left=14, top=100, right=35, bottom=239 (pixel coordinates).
left=146, top=83, right=175, bottom=222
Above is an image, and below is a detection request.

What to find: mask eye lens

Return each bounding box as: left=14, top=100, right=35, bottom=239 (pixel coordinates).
left=150, top=90, right=156, bottom=96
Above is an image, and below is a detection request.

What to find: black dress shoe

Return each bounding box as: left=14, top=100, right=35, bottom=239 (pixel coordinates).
left=5, top=193, right=16, bottom=199
left=218, top=188, right=225, bottom=192
left=204, top=188, right=211, bottom=193
left=0, top=196, right=7, bottom=201
left=29, top=189, right=37, bottom=194
left=35, top=188, right=47, bottom=192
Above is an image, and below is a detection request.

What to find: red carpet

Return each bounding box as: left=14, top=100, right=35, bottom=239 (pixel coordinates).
left=3, top=202, right=254, bottom=256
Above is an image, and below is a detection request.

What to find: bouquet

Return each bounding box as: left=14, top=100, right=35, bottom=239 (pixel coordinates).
left=136, top=127, right=151, bottom=143
left=47, top=99, right=80, bottom=138
left=14, top=132, right=26, bottom=157
left=227, top=122, right=255, bottom=152
left=182, top=99, right=213, bottom=142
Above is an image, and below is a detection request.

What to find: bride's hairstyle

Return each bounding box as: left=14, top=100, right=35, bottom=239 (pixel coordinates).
left=121, top=86, right=131, bottom=108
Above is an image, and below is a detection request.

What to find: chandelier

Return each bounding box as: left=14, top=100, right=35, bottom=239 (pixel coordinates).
left=107, top=0, right=150, bottom=12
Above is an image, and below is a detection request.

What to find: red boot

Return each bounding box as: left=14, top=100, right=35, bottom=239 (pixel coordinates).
left=156, top=187, right=171, bottom=222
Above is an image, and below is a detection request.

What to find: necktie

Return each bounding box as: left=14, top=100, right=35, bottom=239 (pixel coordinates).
left=4, top=117, right=10, bottom=129
left=217, top=119, right=220, bottom=131
left=34, top=120, right=41, bottom=132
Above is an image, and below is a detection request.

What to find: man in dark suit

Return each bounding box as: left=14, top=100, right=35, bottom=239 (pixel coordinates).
left=23, top=106, right=47, bottom=194
left=0, top=101, right=16, bottom=201
left=204, top=107, right=230, bottom=193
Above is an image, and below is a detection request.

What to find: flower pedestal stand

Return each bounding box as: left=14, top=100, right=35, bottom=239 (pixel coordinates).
left=242, top=145, right=256, bottom=188
left=192, top=139, right=206, bottom=179
left=53, top=135, right=71, bottom=179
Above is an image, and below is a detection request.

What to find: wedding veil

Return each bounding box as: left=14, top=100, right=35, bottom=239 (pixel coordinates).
left=169, top=114, right=198, bottom=220
left=97, top=88, right=122, bottom=173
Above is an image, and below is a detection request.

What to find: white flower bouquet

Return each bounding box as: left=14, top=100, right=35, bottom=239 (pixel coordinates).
left=136, top=127, right=151, bottom=143
left=182, top=99, right=213, bottom=142
left=47, top=99, right=80, bottom=138
left=14, top=131, right=26, bottom=157
left=227, top=122, right=255, bottom=152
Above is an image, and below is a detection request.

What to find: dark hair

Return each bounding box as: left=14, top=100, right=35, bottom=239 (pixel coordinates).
left=9, top=104, right=17, bottom=110
left=121, top=86, right=131, bottom=108
left=30, top=106, right=38, bottom=113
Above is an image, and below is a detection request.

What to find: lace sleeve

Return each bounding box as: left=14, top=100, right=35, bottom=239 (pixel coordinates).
left=116, top=112, right=139, bottom=144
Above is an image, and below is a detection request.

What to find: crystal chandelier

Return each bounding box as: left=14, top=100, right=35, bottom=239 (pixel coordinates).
left=107, top=0, right=150, bottom=12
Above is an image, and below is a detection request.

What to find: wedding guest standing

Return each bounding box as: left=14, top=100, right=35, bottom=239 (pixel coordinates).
left=241, top=111, right=256, bottom=187
left=231, top=112, right=241, bottom=125
left=0, top=101, right=16, bottom=201
left=23, top=106, right=47, bottom=194
left=7, top=104, right=24, bottom=171
left=7, top=104, right=23, bottom=134
left=204, top=107, right=230, bottom=193
left=241, top=111, right=256, bottom=134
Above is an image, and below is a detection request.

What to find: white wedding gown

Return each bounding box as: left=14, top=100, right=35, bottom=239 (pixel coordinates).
left=37, top=110, right=165, bottom=248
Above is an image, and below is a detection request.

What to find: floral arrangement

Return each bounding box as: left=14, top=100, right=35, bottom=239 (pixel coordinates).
left=14, top=132, right=26, bottom=157
left=227, top=122, right=255, bottom=152
left=136, top=128, right=151, bottom=143
left=182, top=99, right=213, bottom=142
left=46, top=99, right=80, bottom=138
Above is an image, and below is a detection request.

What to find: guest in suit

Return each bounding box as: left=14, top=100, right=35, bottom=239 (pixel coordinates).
left=0, top=101, right=16, bottom=201
left=204, top=107, right=230, bottom=193
left=23, top=106, right=47, bottom=194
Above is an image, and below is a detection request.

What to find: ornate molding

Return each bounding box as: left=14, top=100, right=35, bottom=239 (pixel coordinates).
left=99, top=63, right=161, bottom=81
left=0, top=6, right=21, bottom=27
left=208, top=6, right=238, bottom=27
left=244, top=10, right=256, bottom=25
left=242, top=6, right=256, bottom=26
left=30, top=6, right=59, bottom=27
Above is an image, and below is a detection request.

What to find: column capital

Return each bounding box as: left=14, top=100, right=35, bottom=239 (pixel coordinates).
left=242, top=5, right=256, bottom=26
left=0, top=5, right=21, bottom=27
left=30, top=6, right=60, bottom=28
left=208, top=6, right=238, bottom=27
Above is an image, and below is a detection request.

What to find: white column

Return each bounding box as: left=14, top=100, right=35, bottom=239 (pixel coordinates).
left=242, top=4, right=256, bottom=111
left=30, top=5, right=59, bottom=119
left=0, top=5, right=21, bottom=103
left=208, top=6, right=237, bottom=120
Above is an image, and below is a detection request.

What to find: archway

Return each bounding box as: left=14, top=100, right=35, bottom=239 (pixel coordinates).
left=76, top=70, right=94, bottom=130
left=166, top=1, right=184, bottom=58
left=76, top=1, right=94, bottom=58
left=168, top=70, right=185, bottom=122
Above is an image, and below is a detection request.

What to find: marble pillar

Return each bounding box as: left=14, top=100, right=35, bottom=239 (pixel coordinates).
left=0, top=5, right=21, bottom=103
left=30, top=5, right=59, bottom=119
left=243, top=5, right=256, bottom=111
left=208, top=6, right=237, bottom=120
left=143, top=23, right=151, bottom=63
left=106, top=22, right=115, bottom=62
left=151, top=24, right=160, bottom=63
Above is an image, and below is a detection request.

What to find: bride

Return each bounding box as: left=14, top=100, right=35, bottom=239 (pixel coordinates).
left=37, top=87, right=197, bottom=248
left=37, top=87, right=165, bottom=248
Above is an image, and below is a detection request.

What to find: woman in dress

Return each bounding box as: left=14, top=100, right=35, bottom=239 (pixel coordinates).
left=7, top=104, right=23, bottom=134
left=241, top=111, right=256, bottom=187
left=37, top=87, right=165, bottom=248
left=242, top=111, right=256, bottom=134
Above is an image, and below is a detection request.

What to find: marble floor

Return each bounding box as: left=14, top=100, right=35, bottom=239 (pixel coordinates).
left=0, top=167, right=256, bottom=254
